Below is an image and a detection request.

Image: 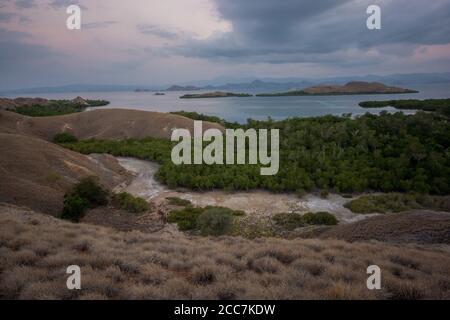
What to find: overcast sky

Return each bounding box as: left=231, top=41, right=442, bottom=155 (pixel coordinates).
left=1, top=0, right=450, bottom=89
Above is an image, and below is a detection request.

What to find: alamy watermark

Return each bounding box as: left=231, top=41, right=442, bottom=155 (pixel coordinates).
left=66, top=4, right=381, bottom=31
left=66, top=265, right=81, bottom=290
left=171, top=121, right=279, bottom=176
left=66, top=5, right=81, bottom=30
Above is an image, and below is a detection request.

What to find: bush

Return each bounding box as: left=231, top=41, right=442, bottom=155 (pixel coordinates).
left=53, top=132, right=78, bottom=144
left=167, top=207, right=204, bottom=231
left=302, top=212, right=338, bottom=225
left=61, top=194, right=89, bottom=222
left=196, top=208, right=234, bottom=236
left=61, top=176, right=109, bottom=222
left=72, top=176, right=109, bottom=207
left=204, top=206, right=245, bottom=217
left=112, top=192, right=150, bottom=213
left=166, top=197, right=191, bottom=207
left=273, top=213, right=304, bottom=230
left=344, top=193, right=449, bottom=214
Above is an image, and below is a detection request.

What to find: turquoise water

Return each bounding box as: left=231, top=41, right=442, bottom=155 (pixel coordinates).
left=9, top=83, right=450, bottom=123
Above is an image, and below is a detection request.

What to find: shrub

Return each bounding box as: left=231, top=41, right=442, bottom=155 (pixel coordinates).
left=61, top=194, right=89, bottom=222
left=204, top=206, right=245, bottom=217
left=53, top=132, right=78, bottom=144
left=344, top=193, right=449, bottom=214
left=196, top=208, right=234, bottom=236
left=273, top=213, right=304, bottom=230
left=167, top=207, right=204, bottom=231
left=61, top=176, right=109, bottom=222
left=302, top=212, right=338, bottom=225
left=72, top=176, right=109, bottom=207
left=166, top=197, right=191, bottom=207
left=112, top=192, right=150, bottom=213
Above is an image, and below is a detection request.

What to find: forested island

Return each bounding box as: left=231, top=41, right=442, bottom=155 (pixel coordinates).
left=359, top=98, right=450, bottom=116
left=180, top=92, right=252, bottom=99
left=1, top=97, right=109, bottom=117
left=256, top=81, right=418, bottom=97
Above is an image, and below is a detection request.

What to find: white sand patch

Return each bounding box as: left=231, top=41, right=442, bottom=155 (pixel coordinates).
left=116, top=157, right=374, bottom=223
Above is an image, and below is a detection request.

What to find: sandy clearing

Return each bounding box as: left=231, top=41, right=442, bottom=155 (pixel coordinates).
left=115, top=157, right=376, bottom=223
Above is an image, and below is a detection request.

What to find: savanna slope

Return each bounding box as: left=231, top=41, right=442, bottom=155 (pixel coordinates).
left=1, top=204, right=449, bottom=300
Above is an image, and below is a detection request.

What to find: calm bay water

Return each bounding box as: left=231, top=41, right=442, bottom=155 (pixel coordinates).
left=8, top=83, right=450, bottom=123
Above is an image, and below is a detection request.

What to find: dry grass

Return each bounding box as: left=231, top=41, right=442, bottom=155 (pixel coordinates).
left=1, top=203, right=449, bottom=300
left=322, top=211, right=450, bottom=244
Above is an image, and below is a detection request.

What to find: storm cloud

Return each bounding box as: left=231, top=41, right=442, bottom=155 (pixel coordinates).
left=0, top=0, right=449, bottom=90
left=175, top=0, right=450, bottom=63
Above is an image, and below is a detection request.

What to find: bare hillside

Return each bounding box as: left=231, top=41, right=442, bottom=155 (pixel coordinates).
left=0, top=133, right=130, bottom=215
left=0, top=109, right=224, bottom=141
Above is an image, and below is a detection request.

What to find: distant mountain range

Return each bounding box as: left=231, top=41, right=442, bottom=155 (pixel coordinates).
left=3, top=72, right=450, bottom=94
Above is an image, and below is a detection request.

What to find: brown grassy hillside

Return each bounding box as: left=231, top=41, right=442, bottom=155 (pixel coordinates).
left=0, top=133, right=130, bottom=215
left=0, top=109, right=224, bottom=215
left=0, top=109, right=224, bottom=141
left=1, top=203, right=449, bottom=300
left=0, top=98, right=49, bottom=110
left=321, top=211, right=450, bottom=244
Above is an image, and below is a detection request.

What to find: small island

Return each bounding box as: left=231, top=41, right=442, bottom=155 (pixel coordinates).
left=134, top=88, right=152, bottom=92
left=256, top=81, right=418, bottom=97
left=1, top=97, right=110, bottom=117
left=359, top=98, right=450, bottom=116
left=180, top=91, right=253, bottom=99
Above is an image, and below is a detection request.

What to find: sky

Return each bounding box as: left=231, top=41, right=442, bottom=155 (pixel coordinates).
left=1, top=0, right=450, bottom=90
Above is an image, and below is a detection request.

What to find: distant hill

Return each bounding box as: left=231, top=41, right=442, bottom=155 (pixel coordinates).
left=166, top=85, right=201, bottom=91
left=3, top=72, right=450, bottom=94
left=257, top=82, right=418, bottom=96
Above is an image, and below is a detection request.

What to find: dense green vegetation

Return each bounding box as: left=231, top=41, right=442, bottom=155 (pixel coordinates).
left=84, top=99, right=110, bottom=107
left=61, top=177, right=150, bottom=221
left=166, top=196, right=192, bottom=207
left=12, top=99, right=109, bottom=117
left=344, top=193, right=450, bottom=214
left=196, top=208, right=234, bottom=236
left=167, top=205, right=244, bottom=234
left=53, top=132, right=78, bottom=143
left=359, top=99, right=450, bottom=117
left=61, top=111, right=450, bottom=195
left=302, top=212, right=338, bottom=225
left=61, top=176, right=109, bottom=222
left=111, top=192, right=150, bottom=213
left=272, top=213, right=305, bottom=230
left=61, top=194, right=90, bottom=222
left=273, top=212, right=338, bottom=230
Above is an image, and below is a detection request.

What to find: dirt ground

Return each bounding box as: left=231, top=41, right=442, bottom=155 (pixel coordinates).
left=116, top=157, right=377, bottom=223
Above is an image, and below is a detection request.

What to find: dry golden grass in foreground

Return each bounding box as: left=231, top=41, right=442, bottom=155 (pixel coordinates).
left=1, top=203, right=449, bottom=300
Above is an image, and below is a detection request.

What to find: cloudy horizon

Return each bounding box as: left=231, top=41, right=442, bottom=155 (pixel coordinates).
left=1, top=0, right=450, bottom=90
